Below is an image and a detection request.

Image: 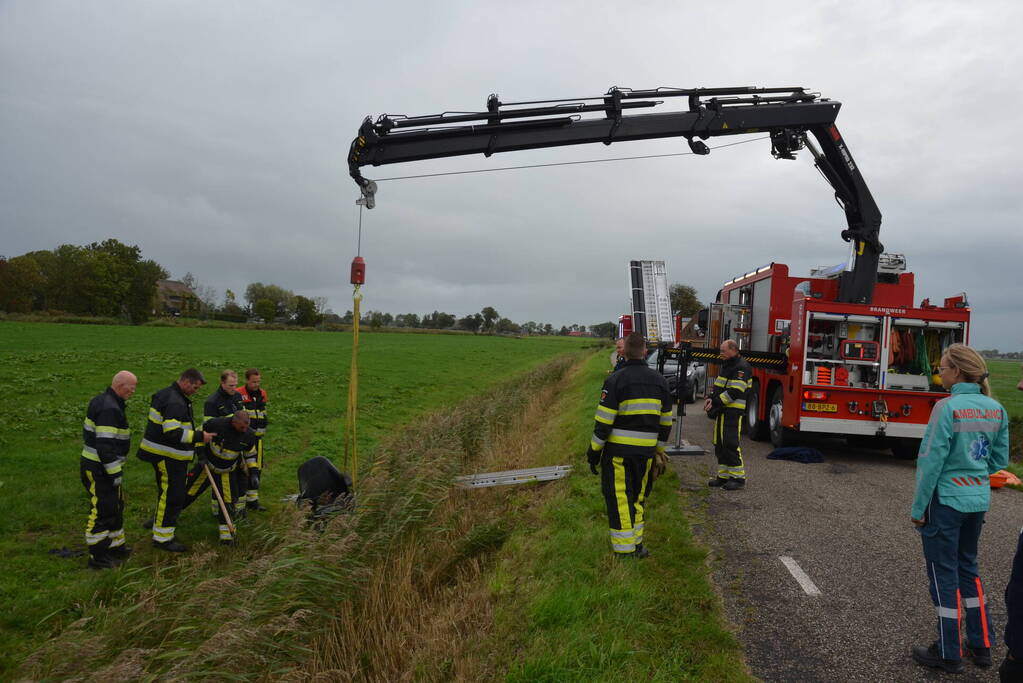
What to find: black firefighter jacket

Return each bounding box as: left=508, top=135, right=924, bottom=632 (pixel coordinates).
left=588, top=359, right=673, bottom=459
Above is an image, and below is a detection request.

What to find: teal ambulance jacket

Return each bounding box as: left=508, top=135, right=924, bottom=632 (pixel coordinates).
left=911, top=382, right=1010, bottom=519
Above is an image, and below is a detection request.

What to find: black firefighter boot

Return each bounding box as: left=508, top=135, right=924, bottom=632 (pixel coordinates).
left=912, top=643, right=964, bottom=673
left=87, top=549, right=123, bottom=570
left=107, top=544, right=132, bottom=560
left=153, top=537, right=188, bottom=553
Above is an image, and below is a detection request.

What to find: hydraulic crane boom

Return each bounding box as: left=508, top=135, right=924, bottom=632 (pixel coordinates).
left=348, top=86, right=883, bottom=304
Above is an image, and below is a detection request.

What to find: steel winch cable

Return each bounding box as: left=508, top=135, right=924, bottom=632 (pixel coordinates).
left=370, top=136, right=770, bottom=183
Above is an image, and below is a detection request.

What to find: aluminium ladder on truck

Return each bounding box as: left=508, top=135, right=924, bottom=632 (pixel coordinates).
left=629, top=260, right=675, bottom=344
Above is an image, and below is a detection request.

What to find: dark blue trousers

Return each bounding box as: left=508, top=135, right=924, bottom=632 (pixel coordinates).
left=1004, top=530, right=1023, bottom=675
left=919, top=493, right=994, bottom=661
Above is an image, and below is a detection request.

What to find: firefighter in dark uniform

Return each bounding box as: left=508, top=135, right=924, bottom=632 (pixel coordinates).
left=586, top=332, right=673, bottom=558
left=181, top=411, right=258, bottom=544
left=137, top=368, right=213, bottom=552
left=81, top=371, right=137, bottom=569
left=203, top=370, right=245, bottom=518
left=704, top=339, right=752, bottom=490
left=237, top=368, right=268, bottom=511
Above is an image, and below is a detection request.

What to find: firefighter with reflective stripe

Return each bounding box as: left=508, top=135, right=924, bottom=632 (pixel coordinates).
left=237, top=367, right=268, bottom=510
left=181, top=412, right=257, bottom=544
left=910, top=344, right=1009, bottom=673
left=704, top=339, right=752, bottom=490
left=81, top=371, right=137, bottom=569
left=586, top=332, right=672, bottom=558
left=136, top=368, right=213, bottom=552
left=203, top=370, right=245, bottom=518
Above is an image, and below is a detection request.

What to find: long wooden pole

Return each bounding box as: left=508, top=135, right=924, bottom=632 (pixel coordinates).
left=204, top=463, right=236, bottom=535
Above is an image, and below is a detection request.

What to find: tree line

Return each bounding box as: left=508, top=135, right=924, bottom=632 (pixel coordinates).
left=0, top=240, right=167, bottom=323
left=341, top=306, right=616, bottom=337
left=0, top=240, right=619, bottom=334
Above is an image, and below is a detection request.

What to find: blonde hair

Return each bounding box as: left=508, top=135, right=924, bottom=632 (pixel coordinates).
left=943, top=343, right=991, bottom=396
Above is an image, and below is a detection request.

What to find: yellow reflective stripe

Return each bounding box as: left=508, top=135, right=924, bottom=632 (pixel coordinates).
left=95, top=425, right=130, bottom=439
left=154, top=460, right=170, bottom=535
left=726, top=380, right=749, bottom=389
left=84, top=470, right=101, bottom=545
left=187, top=467, right=209, bottom=497
left=210, top=443, right=246, bottom=457
left=612, top=457, right=632, bottom=547
left=140, top=438, right=193, bottom=460
left=635, top=457, right=653, bottom=527
left=81, top=447, right=100, bottom=461
left=659, top=413, right=673, bottom=426
left=714, top=377, right=727, bottom=387
left=590, top=437, right=606, bottom=451
left=619, top=399, right=662, bottom=412
left=83, top=418, right=96, bottom=432
left=220, top=473, right=233, bottom=503
left=608, top=429, right=658, bottom=446
left=148, top=408, right=164, bottom=424
left=595, top=405, right=618, bottom=423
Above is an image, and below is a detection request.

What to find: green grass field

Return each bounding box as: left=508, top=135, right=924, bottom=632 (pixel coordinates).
left=5, top=320, right=1017, bottom=679
left=989, top=358, right=1023, bottom=417
left=0, top=321, right=590, bottom=675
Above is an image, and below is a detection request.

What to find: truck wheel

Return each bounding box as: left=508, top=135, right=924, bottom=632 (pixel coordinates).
left=890, top=437, right=921, bottom=460
left=768, top=386, right=798, bottom=448
left=746, top=380, right=769, bottom=441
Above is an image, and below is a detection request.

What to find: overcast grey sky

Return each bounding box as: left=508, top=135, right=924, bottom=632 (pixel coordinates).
left=1, top=1, right=1020, bottom=349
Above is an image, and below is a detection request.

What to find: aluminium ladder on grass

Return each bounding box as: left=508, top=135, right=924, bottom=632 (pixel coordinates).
left=455, top=465, right=573, bottom=489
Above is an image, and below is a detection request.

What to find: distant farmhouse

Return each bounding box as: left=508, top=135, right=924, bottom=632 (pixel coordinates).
left=155, top=279, right=198, bottom=316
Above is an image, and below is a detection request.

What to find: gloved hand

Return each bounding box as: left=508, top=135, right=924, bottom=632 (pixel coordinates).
left=587, top=450, right=601, bottom=475
left=651, top=450, right=669, bottom=481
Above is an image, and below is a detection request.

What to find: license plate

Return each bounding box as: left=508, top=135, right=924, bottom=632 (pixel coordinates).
left=803, top=402, right=838, bottom=413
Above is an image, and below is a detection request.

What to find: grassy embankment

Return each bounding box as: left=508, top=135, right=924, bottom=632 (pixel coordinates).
left=5, top=321, right=748, bottom=680
left=0, top=322, right=585, bottom=676
left=987, top=359, right=1023, bottom=474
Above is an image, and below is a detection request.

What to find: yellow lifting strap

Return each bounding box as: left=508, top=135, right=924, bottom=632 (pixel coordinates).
left=344, top=284, right=363, bottom=487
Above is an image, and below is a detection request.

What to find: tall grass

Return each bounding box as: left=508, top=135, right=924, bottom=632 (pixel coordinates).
left=291, top=352, right=749, bottom=682
left=20, top=355, right=578, bottom=680
left=291, top=359, right=582, bottom=682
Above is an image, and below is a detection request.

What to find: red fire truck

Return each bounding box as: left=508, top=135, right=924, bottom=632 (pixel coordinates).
left=346, top=84, right=972, bottom=459
left=706, top=256, right=969, bottom=458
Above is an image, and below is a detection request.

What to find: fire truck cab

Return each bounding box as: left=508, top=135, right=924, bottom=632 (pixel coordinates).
left=711, top=257, right=969, bottom=458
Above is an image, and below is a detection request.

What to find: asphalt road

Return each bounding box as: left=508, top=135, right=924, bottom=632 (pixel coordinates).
left=667, top=407, right=1020, bottom=682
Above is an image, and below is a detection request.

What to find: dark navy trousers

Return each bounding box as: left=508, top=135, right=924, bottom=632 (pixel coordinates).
left=919, top=493, right=994, bottom=661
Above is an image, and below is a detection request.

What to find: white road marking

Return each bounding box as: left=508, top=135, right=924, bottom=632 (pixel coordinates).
left=779, top=556, right=822, bottom=596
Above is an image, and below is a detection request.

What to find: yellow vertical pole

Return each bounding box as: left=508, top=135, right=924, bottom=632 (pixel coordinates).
left=345, top=285, right=362, bottom=486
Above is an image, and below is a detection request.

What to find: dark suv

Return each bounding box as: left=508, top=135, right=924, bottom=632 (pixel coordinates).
left=645, top=350, right=707, bottom=404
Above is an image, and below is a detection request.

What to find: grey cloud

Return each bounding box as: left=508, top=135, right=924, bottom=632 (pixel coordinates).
left=1, top=0, right=1021, bottom=348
